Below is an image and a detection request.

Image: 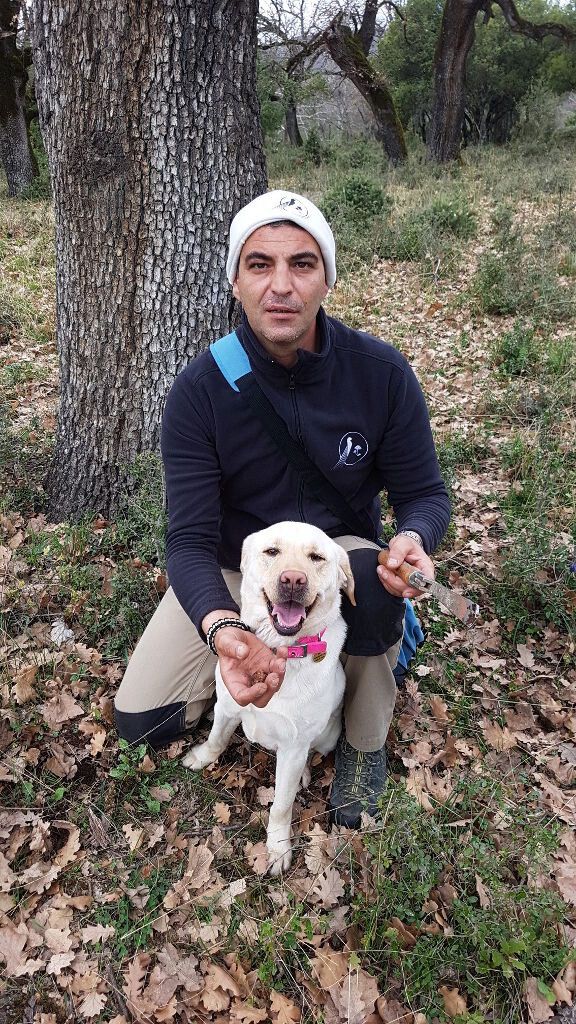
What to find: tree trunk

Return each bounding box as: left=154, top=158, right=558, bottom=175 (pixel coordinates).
left=427, top=0, right=482, bottom=162
left=324, top=21, right=407, bottom=164
left=284, top=97, right=303, bottom=146
left=0, top=0, right=38, bottom=195
left=30, top=0, right=266, bottom=519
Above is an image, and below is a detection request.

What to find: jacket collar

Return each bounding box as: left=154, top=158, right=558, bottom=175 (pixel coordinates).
left=236, top=307, right=334, bottom=385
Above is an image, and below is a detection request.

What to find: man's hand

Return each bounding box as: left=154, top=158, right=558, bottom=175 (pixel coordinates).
left=377, top=534, right=435, bottom=599
left=214, top=626, right=288, bottom=709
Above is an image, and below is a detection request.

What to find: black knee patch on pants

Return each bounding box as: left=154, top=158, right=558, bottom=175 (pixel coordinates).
left=341, top=547, right=405, bottom=657
left=114, top=701, right=187, bottom=749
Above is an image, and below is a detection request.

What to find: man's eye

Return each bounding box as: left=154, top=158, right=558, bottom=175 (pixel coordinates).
left=264, top=547, right=279, bottom=557
left=249, top=262, right=267, bottom=270
left=295, top=261, right=312, bottom=269
left=309, top=553, right=325, bottom=563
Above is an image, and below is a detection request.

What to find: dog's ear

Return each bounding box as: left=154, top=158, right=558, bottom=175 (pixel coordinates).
left=338, top=550, right=356, bottom=606
left=240, top=533, right=256, bottom=576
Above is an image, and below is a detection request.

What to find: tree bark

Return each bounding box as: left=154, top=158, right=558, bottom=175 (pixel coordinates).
left=324, top=20, right=407, bottom=164
left=284, top=95, right=303, bottom=146
left=0, top=0, right=38, bottom=195
left=427, top=0, right=481, bottom=163
left=30, top=0, right=266, bottom=519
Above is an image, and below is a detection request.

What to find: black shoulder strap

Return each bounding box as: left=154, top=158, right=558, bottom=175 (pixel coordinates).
left=236, top=373, right=374, bottom=540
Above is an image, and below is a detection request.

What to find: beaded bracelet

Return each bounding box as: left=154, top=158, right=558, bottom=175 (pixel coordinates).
left=396, top=529, right=424, bottom=548
left=206, top=617, right=252, bottom=656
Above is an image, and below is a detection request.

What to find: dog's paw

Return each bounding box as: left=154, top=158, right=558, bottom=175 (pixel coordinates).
left=267, top=840, right=293, bottom=876
left=182, top=744, right=215, bottom=770
left=300, top=765, right=311, bottom=789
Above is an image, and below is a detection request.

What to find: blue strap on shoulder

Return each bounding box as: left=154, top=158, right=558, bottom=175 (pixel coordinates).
left=210, top=331, right=251, bottom=392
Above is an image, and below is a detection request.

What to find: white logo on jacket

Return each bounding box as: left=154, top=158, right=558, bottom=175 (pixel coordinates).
left=333, top=432, right=368, bottom=469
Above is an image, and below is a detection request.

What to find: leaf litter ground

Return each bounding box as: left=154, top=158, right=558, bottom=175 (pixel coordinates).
left=1, top=159, right=575, bottom=1023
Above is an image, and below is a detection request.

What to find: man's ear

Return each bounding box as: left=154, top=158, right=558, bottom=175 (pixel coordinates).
left=232, top=278, right=241, bottom=301
left=338, top=550, right=356, bottom=606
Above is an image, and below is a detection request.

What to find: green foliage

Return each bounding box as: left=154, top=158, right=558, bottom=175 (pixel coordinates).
left=115, top=452, right=167, bottom=566
left=109, top=738, right=149, bottom=781
left=472, top=207, right=575, bottom=320
left=355, top=781, right=568, bottom=1017
left=376, top=0, right=576, bottom=141
left=380, top=191, right=476, bottom=273
left=322, top=174, right=390, bottom=227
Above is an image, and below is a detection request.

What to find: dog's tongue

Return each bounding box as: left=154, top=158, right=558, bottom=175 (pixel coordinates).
left=272, top=601, right=306, bottom=629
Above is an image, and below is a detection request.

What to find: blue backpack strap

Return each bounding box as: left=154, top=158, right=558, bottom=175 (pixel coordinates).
left=210, top=331, right=251, bottom=392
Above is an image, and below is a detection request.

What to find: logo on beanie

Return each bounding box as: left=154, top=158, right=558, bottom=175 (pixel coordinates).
left=333, top=432, right=368, bottom=469
left=277, top=195, right=309, bottom=218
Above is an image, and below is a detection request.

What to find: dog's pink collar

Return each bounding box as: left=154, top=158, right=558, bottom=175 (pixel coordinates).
left=286, top=629, right=327, bottom=659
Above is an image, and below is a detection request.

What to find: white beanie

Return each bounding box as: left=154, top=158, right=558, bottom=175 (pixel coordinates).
left=226, top=190, right=336, bottom=287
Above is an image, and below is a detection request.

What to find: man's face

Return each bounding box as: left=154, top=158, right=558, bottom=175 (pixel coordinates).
left=232, top=223, right=329, bottom=367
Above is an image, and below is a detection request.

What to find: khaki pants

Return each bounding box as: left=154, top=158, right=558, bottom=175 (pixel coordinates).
left=114, top=535, right=401, bottom=753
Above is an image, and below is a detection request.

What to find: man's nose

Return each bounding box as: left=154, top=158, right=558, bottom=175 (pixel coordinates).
left=279, top=569, right=307, bottom=589
left=269, top=262, right=292, bottom=294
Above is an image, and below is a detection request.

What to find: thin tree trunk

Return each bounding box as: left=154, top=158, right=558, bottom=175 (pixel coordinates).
left=324, top=21, right=406, bottom=164
left=284, top=97, right=303, bottom=146
left=427, top=0, right=482, bottom=162
left=30, top=0, right=266, bottom=519
left=0, top=0, right=38, bottom=195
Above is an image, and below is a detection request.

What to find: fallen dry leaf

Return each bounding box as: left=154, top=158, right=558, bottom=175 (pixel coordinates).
left=310, top=866, right=345, bottom=907
left=41, top=689, right=84, bottom=727
left=524, top=977, right=554, bottom=1022
left=270, top=988, right=301, bottom=1022
left=438, top=985, right=467, bottom=1016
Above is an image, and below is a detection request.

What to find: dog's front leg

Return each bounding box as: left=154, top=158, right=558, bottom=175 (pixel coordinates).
left=182, top=701, right=241, bottom=771
left=266, top=747, right=309, bottom=876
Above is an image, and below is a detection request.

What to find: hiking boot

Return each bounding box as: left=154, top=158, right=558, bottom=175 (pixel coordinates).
left=329, top=734, right=387, bottom=828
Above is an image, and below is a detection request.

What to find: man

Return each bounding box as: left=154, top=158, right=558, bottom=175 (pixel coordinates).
left=114, top=190, right=450, bottom=827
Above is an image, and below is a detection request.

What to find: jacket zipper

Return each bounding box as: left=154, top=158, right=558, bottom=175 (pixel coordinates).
left=289, top=373, right=305, bottom=521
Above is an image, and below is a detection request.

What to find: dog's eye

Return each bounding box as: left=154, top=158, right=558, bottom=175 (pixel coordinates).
left=263, top=547, right=279, bottom=557
left=309, top=553, right=325, bottom=563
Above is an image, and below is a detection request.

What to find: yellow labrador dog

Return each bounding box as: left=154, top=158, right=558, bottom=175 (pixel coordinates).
left=183, top=522, right=355, bottom=875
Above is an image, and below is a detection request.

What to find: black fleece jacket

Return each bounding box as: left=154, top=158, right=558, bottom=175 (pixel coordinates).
left=161, top=308, right=450, bottom=633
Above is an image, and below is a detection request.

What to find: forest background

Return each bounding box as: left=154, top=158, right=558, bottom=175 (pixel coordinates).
left=1, top=1, right=576, bottom=1022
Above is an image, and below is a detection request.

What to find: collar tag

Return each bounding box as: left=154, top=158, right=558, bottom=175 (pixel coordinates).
left=287, top=630, right=327, bottom=660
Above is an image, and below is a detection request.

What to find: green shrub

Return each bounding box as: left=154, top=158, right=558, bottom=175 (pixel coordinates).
left=493, top=322, right=540, bottom=376
left=424, top=192, right=477, bottom=239
left=380, top=191, right=476, bottom=268
left=303, top=127, right=332, bottom=166
left=322, top=174, right=390, bottom=227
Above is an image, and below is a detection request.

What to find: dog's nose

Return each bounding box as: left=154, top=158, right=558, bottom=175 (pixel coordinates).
left=279, top=569, right=308, bottom=589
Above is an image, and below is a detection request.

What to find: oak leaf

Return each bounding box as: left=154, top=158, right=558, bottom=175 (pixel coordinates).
left=270, top=989, right=301, bottom=1022
left=480, top=719, right=517, bottom=751
left=438, top=985, right=467, bottom=1016
left=78, top=992, right=108, bottom=1019
left=231, top=1002, right=269, bottom=1022
left=256, top=786, right=275, bottom=806
left=310, top=866, right=345, bottom=907
left=41, top=690, right=84, bottom=727
left=122, top=824, right=144, bottom=852
left=81, top=924, right=116, bottom=944
left=244, top=840, right=269, bottom=875
left=376, top=997, right=414, bottom=1023
left=554, top=864, right=576, bottom=906
left=517, top=643, right=535, bottom=668
left=12, top=664, right=38, bottom=703
left=523, top=977, right=554, bottom=1022
left=213, top=801, right=231, bottom=823
left=309, top=948, right=349, bottom=990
